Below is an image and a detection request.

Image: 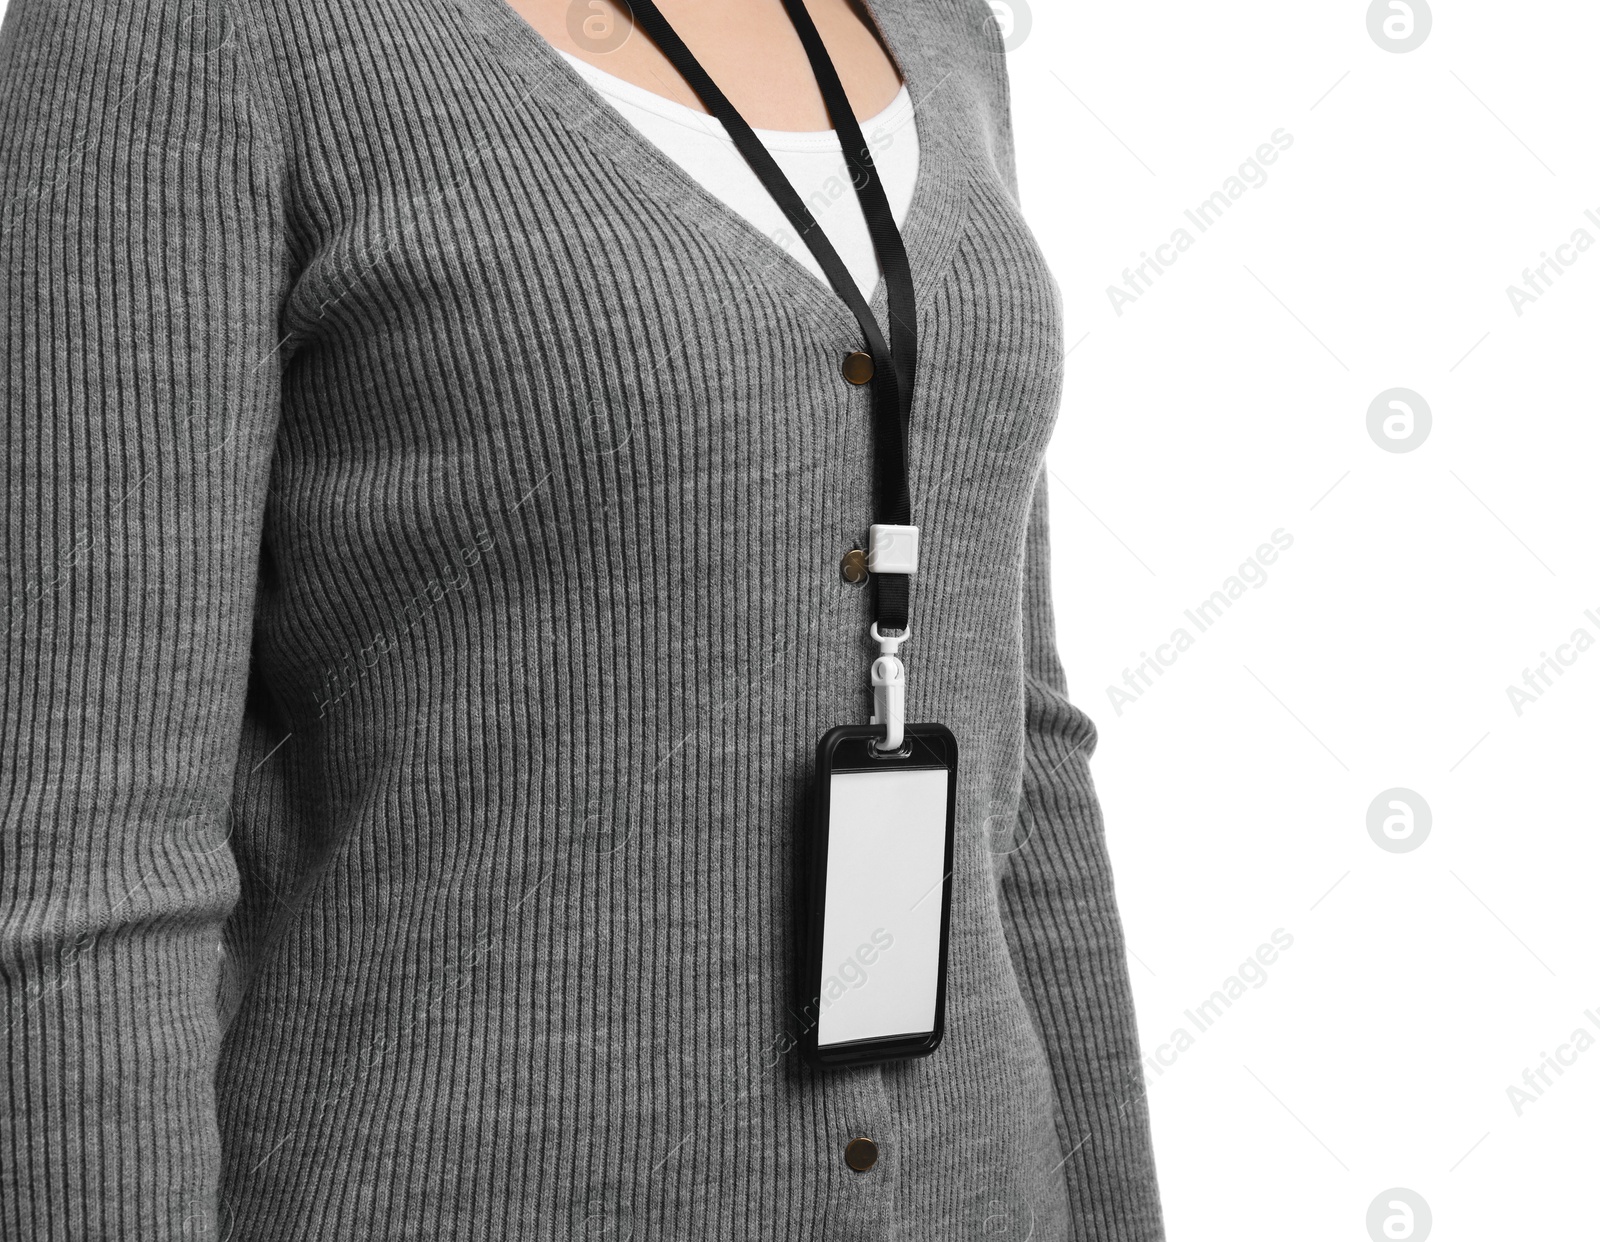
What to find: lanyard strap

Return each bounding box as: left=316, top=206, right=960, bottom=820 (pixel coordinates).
left=622, top=0, right=918, bottom=634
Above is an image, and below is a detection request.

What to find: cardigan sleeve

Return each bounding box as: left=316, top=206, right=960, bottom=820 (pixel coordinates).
left=998, top=468, right=1167, bottom=1240
left=0, top=0, right=287, bottom=1234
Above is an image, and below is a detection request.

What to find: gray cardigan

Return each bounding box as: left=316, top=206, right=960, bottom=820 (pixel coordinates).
left=0, top=0, right=1164, bottom=1236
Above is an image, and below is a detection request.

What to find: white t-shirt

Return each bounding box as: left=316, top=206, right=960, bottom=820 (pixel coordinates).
left=558, top=49, right=918, bottom=300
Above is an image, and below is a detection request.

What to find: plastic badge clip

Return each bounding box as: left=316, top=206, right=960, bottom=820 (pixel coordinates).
left=869, top=622, right=909, bottom=752
left=865, top=524, right=919, bottom=575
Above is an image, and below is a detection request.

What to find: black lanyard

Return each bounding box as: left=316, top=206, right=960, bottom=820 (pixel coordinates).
left=623, top=0, right=918, bottom=634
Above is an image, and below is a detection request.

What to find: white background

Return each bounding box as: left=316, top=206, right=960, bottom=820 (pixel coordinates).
left=3, top=0, right=1592, bottom=1237
left=1008, top=1, right=1599, bottom=1238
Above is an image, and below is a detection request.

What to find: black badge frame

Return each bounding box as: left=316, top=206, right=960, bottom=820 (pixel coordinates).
left=801, top=723, right=958, bottom=1068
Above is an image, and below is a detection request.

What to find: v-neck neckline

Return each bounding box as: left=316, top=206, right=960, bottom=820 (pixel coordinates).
left=555, top=45, right=916, bottom=153
left=473, top=0, right=973, bottom=331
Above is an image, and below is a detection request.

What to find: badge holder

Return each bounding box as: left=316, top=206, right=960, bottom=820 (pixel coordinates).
left=802, top=562, right=958, bottom=1069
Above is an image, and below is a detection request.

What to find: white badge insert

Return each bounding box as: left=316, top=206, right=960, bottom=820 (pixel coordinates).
left=815, top=763, right=950, bottom=1048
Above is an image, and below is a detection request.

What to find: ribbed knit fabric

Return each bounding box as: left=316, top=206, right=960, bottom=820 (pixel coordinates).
left=0, top=0, right=1164, bottom=1238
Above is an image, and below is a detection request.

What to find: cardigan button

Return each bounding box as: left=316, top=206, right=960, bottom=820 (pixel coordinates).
left=840, top=547, right=869, bottom=584
left=844, top=1136, right=879, bottom=1172
left=841, top=351, right=875, bottom=385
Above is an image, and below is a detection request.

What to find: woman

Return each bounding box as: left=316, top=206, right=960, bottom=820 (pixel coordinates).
left=0, top=0, right=1163, bottom=1236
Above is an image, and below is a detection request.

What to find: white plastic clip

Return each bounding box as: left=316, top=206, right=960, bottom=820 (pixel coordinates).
left=865, top=524, right=919, bottom=575
left=869, top=621, right=909, bottom=752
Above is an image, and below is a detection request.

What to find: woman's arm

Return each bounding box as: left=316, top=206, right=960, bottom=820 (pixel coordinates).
left=998, top=470, right=1166, bottom=1240
left=1, top=0, right=287, bottom=1232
